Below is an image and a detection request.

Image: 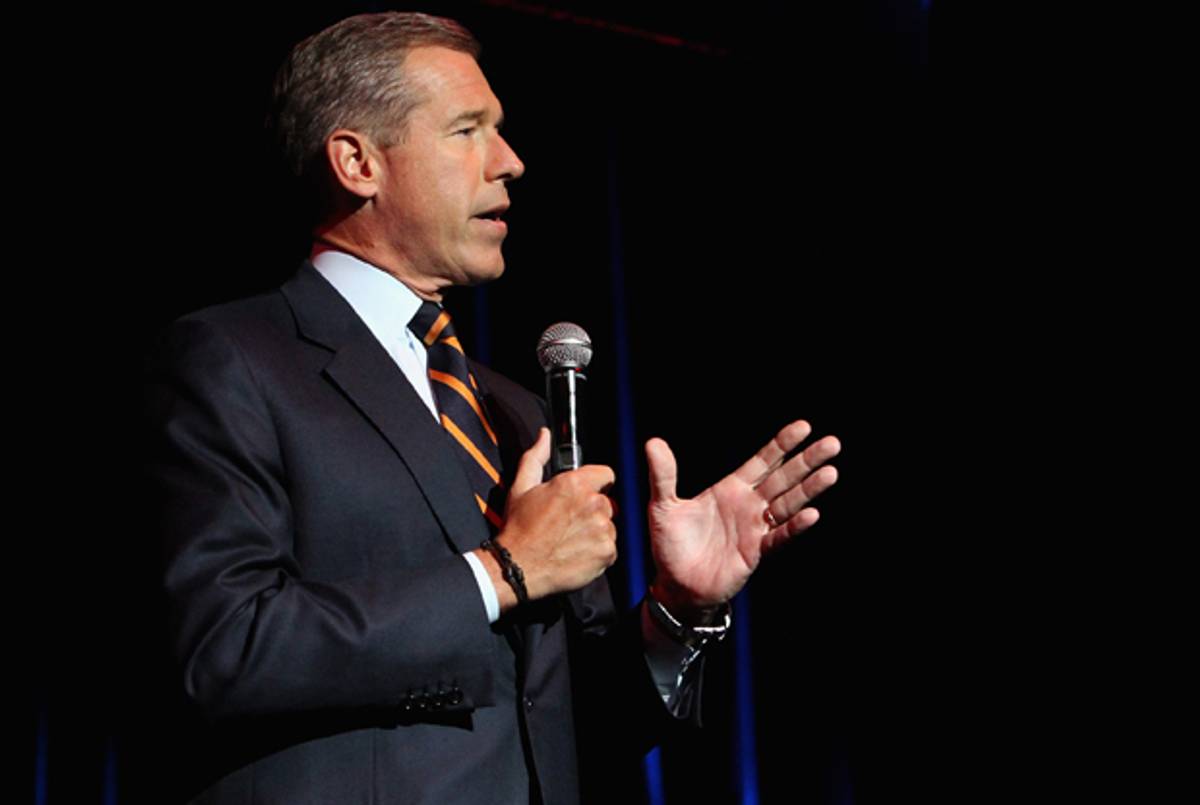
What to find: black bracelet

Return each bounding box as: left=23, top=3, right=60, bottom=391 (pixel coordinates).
left=481, top=539, right=529, bottom=605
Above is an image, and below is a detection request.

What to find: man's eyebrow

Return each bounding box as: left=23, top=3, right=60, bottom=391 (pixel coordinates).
left=446, top=109, right=506, bottom=129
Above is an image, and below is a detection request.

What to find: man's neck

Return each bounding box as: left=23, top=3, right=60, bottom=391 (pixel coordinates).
left=312, top=231, right=446, bottom=303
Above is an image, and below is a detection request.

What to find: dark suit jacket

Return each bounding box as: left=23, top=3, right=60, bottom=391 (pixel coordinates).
left=144, top=261, right=695, bottom=804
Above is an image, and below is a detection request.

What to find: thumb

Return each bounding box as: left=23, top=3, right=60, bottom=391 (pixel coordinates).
left=645, top=437, right=678, bottom=503
left=511, top=427, right=551, bottom=497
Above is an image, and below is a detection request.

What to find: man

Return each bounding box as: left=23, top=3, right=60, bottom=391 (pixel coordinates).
left=145, top=12, right=840, bottom=804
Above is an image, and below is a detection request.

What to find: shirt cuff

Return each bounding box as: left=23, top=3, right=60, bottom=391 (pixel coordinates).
left=641, top=599, right=702, bottom=718
left=462, top=552, right=500, bottom=624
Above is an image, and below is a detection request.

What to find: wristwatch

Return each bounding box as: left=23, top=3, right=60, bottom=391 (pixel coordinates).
left=646, top=590, right=732, bottom=652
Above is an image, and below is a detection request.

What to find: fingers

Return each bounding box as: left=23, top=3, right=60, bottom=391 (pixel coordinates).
left=565, top=466, right=618, bottom=526
left=754, top=435, right=842, bottom=502
left=734, top=420, right=813, bottom=486
left=606, top=492, right=620, bottom=519
left=644, top=437, right=678, bottom=503
left=547, top=464, right=618, bottom=522
left=574, top=463, right=616, bottom=493
left=763, top=464, right=838, bottom=531
left=763, top=507, right=820, bottom=553
left=511, top=427, right=551, bottom=496
left=750, top=426, right=840, bottom=549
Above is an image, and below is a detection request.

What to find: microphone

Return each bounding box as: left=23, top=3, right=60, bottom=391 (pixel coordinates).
left=536, top=323, right=592, bottom=476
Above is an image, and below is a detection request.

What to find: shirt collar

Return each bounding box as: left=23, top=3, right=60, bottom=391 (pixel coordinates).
left=310, top=246, right=429, bottom=345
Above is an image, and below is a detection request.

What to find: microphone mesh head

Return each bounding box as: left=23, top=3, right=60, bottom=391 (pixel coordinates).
left=537, top=322, right=593, bottom=371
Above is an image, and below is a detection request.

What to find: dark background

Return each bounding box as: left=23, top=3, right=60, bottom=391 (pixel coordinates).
left=31, top=2, right=935, bottom=802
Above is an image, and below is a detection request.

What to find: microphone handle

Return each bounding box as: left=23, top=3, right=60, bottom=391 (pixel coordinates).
left=546, top=367, right=586, bottom=475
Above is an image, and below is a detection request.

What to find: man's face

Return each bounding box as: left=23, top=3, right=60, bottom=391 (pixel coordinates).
left=372, top=46, right=525, bottom=290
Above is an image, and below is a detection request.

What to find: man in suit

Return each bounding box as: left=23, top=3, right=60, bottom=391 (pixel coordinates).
left=145, top=12, right=840, bottom=804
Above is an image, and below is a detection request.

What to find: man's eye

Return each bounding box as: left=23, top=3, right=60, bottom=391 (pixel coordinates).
left=455, top=126, right=476, bottom=136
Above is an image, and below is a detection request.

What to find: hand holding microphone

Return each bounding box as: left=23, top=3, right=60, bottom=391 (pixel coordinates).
left=480, top=324, right=617, bottom=612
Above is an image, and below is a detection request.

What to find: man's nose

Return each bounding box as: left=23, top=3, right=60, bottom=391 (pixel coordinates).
left=489, top=134, right=525, bottom=182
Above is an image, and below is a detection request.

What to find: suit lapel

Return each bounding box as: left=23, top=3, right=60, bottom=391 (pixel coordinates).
left=282, top=260, right=554, bottom=670
left=280, top=261, right=490, bottom=556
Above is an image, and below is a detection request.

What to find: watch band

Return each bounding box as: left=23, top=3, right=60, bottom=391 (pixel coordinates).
left=646, top=589, right=731, bottom=651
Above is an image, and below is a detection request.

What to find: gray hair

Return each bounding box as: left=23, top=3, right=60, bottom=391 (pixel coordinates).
left=269, top=12, right=481, bottom=182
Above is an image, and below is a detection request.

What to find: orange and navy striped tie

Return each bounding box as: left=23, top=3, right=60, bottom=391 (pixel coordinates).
left=408, top=301, right=506, bottom=533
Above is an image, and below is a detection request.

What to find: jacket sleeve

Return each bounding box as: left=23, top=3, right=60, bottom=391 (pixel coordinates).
left=145, top=317, right=498, bottom=725
left=561, top=576, right=708, bottom=805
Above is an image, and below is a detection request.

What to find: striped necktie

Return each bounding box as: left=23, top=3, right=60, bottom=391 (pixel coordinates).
left=408, top=301, right=506, bottom=533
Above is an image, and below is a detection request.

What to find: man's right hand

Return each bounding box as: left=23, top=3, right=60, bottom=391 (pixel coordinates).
left=473, top=427, right=617, bottom=614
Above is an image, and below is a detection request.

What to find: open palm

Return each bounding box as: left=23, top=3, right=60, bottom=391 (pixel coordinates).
left=645, top=420, right=841, bottom=612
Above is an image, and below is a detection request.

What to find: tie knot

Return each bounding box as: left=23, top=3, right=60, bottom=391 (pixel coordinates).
left=408, top=300, right=456, bottom=348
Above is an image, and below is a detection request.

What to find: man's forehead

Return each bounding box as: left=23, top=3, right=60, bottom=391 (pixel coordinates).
left=405, top=46, right=502, bottom=118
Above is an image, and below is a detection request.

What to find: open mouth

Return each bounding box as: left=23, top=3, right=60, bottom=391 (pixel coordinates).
left=473, top=202, right=509, bottom=223
left=472, top=207, right=509, bottom=234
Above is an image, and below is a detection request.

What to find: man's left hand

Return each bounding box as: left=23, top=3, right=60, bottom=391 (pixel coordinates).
left=645, top=420, right=841, bottom=617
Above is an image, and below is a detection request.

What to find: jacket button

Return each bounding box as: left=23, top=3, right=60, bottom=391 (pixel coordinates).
left=524, top=697, right=534, bottom=711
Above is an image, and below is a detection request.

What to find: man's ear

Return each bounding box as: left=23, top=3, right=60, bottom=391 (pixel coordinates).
left=324, top=129, right=380, bottom=200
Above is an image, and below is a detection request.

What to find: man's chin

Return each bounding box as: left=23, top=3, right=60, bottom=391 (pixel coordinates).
left=462, top=260, right=506, bottom=286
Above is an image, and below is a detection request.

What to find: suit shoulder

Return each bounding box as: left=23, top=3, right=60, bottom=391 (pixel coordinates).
left=174, top=289, right=293, bottom=337
left=144, top=289, right=300, bottom=385
left=151, top=289, right=293, bottom=349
